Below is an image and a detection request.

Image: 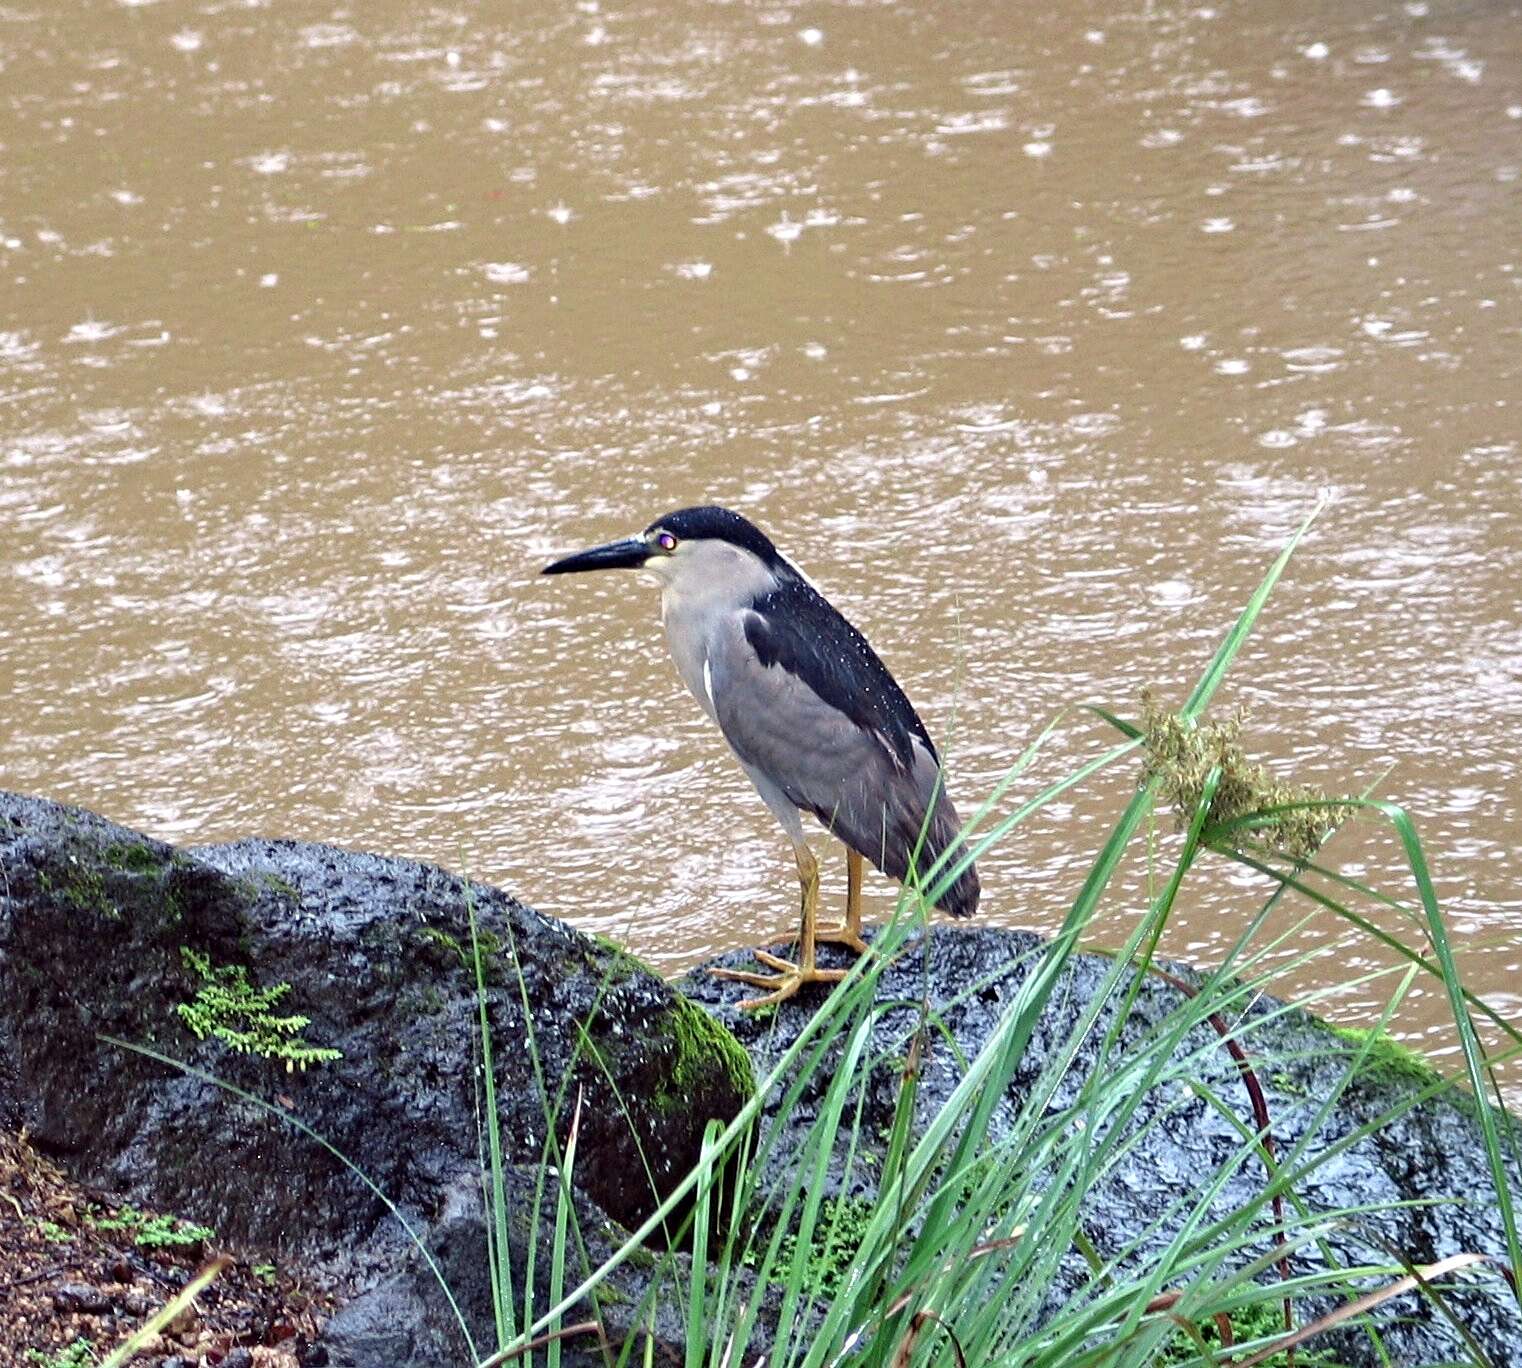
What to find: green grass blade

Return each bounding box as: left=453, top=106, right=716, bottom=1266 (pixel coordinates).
left=1369, top=797, right=1522, bottom=1297
left=470, top=895, right=517, bottom=1347
left=1219, top=793, right=1522, bottom=1291
left=1226, top=848, right=1522, bottom=1049
left=772, top=1012, right=876, bottom=1360
left=548, top=1086, right=583, bottom=1368
left=798, top=781, right=1165, bottom=1364
left=97, top=1255, right=231, bottom=1368
left=1182, top=497, right=1325, bottom=720
left=684, top=1120, right=722, bottom=1367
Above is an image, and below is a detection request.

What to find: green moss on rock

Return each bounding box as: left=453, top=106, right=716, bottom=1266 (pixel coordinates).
left=37, top=835, right=195, bottom=930
left=52, top=861, right=113, bottom=918
left=1331, top=1024, right=1443, bottom=1088
left=258, top=872, right=302, bottom=901
left=590, top=934, right=657, bottom=986
left=665, top=997, right=754, bottom=1106
left=416, top=923, right=508, bottom=982
left=1158, top=1295, right=1325, bottom=1366
left=103, top=840, right=165, bottom=875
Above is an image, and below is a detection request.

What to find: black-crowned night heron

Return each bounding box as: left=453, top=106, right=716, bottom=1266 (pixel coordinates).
left=542, top=505, right=979, bottom=1008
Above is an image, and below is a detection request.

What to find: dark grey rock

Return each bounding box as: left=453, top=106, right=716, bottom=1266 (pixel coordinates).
left=687, top=926, right=1522, bottom=1368
left=0, top=790, right=753, bottom=1367
left=9, top=783, right=1518, bottom=1366
left=321, top=1165, right=717, bottom=1368
left=52, top=1280, right=114, bottom=1313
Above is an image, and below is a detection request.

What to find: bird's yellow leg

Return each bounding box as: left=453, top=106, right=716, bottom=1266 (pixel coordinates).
left=710, top=842, right=846, bottom=1009
left=815, top=848, right=870, bottom=954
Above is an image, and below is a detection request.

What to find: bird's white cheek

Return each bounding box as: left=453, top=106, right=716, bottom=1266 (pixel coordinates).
left=639, top=566, right=671, bottom=619
left=639, top=556, right=681, bottom=599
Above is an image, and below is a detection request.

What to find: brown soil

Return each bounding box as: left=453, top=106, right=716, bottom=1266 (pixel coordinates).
left=0, top=1129, right=331, bottom=1368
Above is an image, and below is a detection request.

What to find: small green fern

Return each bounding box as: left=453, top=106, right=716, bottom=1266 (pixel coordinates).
left=176, top=946, right=342, bottom=1072
left=91, top=1202, right=214, bottom=1249
left=27, top=1338, right=96, bottom=1368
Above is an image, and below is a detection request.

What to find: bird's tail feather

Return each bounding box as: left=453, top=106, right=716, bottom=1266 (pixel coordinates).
left=868, top=787, right=980, bottom=919
left=919, top=796, right=980, bottom=918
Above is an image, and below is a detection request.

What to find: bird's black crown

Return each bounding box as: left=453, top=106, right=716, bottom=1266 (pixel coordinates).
left=646, top=506, right=781, bottom=564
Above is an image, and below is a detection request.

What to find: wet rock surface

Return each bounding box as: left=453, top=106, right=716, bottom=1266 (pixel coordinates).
left=319, top=1162, right=739, bottom=1368
left=0, top=790, right=752, bottom=1366
left=688, top=927, right=1522, bottom=1367
left=7, top=784, right=1521, bottom=1366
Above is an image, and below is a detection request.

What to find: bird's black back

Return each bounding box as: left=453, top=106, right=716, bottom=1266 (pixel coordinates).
left=742, top=563, right=938, bottom=775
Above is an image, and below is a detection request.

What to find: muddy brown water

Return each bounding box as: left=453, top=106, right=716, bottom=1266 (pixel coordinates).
left=3, top=0, right=1519, bottom=1089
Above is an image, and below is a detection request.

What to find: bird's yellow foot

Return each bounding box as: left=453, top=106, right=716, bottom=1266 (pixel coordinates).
left=710, top=959, right=847, bottom=1010
left=813, top=921, right=870, bottom=955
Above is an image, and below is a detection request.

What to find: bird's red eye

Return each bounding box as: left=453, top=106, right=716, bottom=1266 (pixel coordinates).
left=657, top=532, right=678, bottom=552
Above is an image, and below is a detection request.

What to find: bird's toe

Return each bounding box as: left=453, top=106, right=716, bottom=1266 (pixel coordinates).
left=709, top=966, right=787, bottom=989
left=753, top=949, right=798, bottom=972
left=709, top=958, right=849, bottom=1010
left=814, top=922, right=870, bottom=955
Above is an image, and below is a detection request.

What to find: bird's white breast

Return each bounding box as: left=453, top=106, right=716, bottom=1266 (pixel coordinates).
left=656, top=539, right=775, bottom=726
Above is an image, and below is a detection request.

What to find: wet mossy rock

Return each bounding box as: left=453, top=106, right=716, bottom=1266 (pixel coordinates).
left=686, top=930, right=1522, bottom=1368
left=0, top=791, right=752, bottom=1347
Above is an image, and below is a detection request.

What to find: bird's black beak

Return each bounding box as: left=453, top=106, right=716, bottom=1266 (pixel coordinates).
left=541, top=535, right=651, bottom=576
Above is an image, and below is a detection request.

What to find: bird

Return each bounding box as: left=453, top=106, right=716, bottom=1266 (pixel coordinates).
left=542, top=505, right=979, bottom=1008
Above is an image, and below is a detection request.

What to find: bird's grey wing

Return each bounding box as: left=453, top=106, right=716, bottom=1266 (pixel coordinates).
left=707, top=614, right=979, bottom=917
left=743, top=572, right=935, bottom=772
